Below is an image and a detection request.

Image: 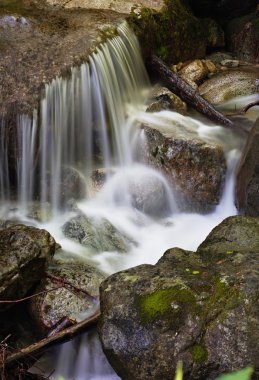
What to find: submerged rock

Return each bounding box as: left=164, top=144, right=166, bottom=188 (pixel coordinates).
left=236, top=117, right=259, bottom=216
left=0, top=224, right=56, bottom=312
left=99, top=216, right=259, bottom=380
left=146, top=87, right=187, bottom=114
left=140, top=123, right=226, bottom=213
left=62, top=214, right=133, bottom=252
left=30, top=258, right=105, bottom=335
left=199, top=68, right=259, bottom=104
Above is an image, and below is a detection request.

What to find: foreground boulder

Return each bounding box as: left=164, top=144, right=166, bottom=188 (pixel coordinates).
left=0, top=224, right=56, bottom=311
left=236, top=117, right=259, bottom=216
left=99, top=216, right=259, bottom=380
left=30, top=258, right=105, bottom=335
left=140, top=123, right=226, bottom=212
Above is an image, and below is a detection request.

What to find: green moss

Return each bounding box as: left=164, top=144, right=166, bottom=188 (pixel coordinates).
left=190, top=344, right=208, bottom=363
left=136, top=287, right=200, bottom=323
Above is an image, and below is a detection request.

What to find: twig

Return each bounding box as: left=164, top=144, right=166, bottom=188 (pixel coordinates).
left=0, top=286, right=64, bottom=304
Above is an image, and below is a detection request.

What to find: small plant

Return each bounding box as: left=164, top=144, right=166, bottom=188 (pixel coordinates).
left=173, top=364, right=253, bottom=380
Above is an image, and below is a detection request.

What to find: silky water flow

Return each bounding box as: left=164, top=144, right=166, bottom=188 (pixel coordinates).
left=0, top=22, right=256, bottom=380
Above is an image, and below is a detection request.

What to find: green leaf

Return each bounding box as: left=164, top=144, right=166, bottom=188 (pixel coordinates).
left=174, top=361, right=183, bottom=380
left=216, top=367, right=253, bottom=380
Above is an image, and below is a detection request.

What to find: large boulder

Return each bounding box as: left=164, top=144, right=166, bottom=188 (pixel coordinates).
left=0, top=224, right=56, bottom=312
left=62, top=214, right=133, bottom=252
left=226, top=11, right=259, bottom=64
left=199, top=67, right=259, bottom=104
left=99, top=216, right=259, bottom=380
left=128, top=0, right=224, bottom=64
left=236, top=117, right=259, bottom=216
left=30, top=258, right=105, bottom=335
left=139, top=123, right=226, bottom=212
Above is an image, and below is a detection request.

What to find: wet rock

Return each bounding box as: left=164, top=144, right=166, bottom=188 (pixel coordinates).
left=178, top=59, right=217, bottom=85
left=236, top=117, right=259, bottom=216
left=91, top=168, right=116, bottom=194
left=226, top=12, right=259, bottom=64
left=44, top=166, right=87, bottom=207
left=140, top=123, right=226, bottom=213
left=26, top=202, right=52, bottom=222
left=220, top=59, right=240, bottom=68
left=62, top=214, right=133, bottom=252
left=199, top=68, right=259, bottom=104
left=206, top=51, right=235, bottom=65
left=30, top=258, right=105, bottom=335
left=99, top=216, right=259, bottom=380
left=146, top=87, right=187, bottom=114
left=0, top=224, right=56, bottom=312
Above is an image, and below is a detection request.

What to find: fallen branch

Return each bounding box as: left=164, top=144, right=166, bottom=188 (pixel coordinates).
left=2, top=310, right=100, bottom=370
left=0, top=286, right=64, bottom=304
left=146, top=54, right=247, bottom=134
left=226, top=100, right=259, bottom=116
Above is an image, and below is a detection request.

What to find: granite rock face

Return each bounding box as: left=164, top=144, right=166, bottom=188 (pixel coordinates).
left=99, top=216, right=259, bottom=380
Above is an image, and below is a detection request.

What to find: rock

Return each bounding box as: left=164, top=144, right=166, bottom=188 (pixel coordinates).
left=226, top=12, right=259, bottom=64
left=235, top=117, right=259, bottom=216
left=199, top=67, right=259, bottom=104
left=60, top=166, right=87, bottom=204
left=30, top=258, right=105, bottom=335
left=178, top=59, right=217, bottom=85
left=99, top=216, right=259, bottom=380
left=62, top=214, right=133, bottom=252
left=128, top=1, right=224, bottom=64
left=91, top=168, right=116, bottom=194
left=206, top=51, right=235, bottom=65
left=220, top=59, right=240, bottom=68
left=0, top=224, right=56, bottom=312
left=146, top=87, right=187, bottom=114
left=140, top=123, right=226, bottom=213
left=26, top=202, right=52, bottom=222
left=44, top=0, right=164, bottom=12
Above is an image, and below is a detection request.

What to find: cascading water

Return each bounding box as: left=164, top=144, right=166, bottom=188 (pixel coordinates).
left=0, top=21, right=255, bottom=380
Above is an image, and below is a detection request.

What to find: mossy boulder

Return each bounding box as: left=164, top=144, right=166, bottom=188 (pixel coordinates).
left=99, top=216, right=259, bottom=380
left=0, top=224, right=56, bottom=312
left=128, top=0, right=224, bottom=64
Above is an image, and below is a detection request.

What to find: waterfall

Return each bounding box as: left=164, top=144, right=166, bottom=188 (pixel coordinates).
left=0, top=19, right=250, bottom=380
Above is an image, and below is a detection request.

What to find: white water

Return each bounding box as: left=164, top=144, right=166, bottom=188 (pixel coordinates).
left=0, top=21, right=257, bottom=380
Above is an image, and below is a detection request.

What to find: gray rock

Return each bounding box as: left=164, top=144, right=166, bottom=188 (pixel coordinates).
left=62, top=214, right=133, bottom=252
left=199, top=67, right=259, bottom=104
left=0, top=224, right=56, bottom=312
left=140, top=123, right=226, bottom=213
left=99, top=216, right=259, bottom=380
left=30, top=258, right=105, bottom=335
left=236, top=117, right=259, bottom=216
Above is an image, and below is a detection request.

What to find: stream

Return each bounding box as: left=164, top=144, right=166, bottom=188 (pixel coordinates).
left=0, top=22, right=257, bottom=380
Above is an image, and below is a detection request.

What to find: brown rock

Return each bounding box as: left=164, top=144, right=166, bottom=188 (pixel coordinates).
left=235, top=117, right=259, bottom=216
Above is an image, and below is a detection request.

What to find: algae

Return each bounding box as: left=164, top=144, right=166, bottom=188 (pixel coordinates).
left=190, top=344, right=208, bottom=363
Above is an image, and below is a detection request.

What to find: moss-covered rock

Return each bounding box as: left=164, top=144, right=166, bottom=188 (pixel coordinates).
left=127, top=0, right=224, bottom=64
left=99, top=216, right=259, bottom=380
